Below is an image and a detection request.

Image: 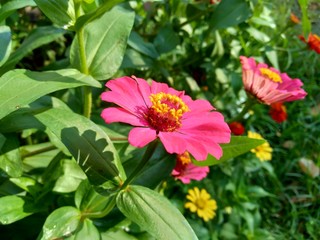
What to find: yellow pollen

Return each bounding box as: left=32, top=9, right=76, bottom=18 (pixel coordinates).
left=259, top=68, right=282, bottom=83
left=177, top=152, right=191, bottom=165
left=147, top=92, right=189, bottom=132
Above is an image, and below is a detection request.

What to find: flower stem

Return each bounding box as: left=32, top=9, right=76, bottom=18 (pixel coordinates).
left=228, top=97, right=257, bottom=123
left=74, top=1, right=92, bottom=118
left=121, top=140, right=159, bottom=190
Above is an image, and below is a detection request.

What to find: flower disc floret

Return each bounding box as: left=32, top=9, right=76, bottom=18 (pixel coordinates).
left=147, top=92, right=189, bottom=132
left=101, top=76, right=231, bottom=161
left=259, top=68, right=282, bottom=83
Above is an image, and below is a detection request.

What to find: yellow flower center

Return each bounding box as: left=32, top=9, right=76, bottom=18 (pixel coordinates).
left=177, top=151, right=191, bottom=165
left=196, top=198, right=206, bottom=209
left=147, top=92, right=189, bottom=132
left=259, top=68, right=282, bottom=83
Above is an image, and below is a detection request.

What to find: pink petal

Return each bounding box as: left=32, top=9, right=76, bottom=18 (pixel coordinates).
left=128, top=127, right=157, bottom=147
left=157, top=132, right=187, bottom=155
left=102, top=77, right=149, bottom=113
left=101, top=107, right=147, bottom=126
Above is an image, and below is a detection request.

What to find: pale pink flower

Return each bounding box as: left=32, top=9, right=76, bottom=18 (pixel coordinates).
left=240, top=56, right=307, bottom=105
left=172, top=152, right=209, bottom=184
left=101, top=76, right=230, bottom=160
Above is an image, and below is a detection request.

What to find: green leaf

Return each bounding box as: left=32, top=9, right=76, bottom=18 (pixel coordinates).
left=209, top=0, right=251, bottom=30
left=194, top=136, right=265, bottom=166
left=117, top=185, right=198, bottom=240
left=0, top=196, right=36, bottom=224
left=298, top=0, right=311, bottom=36
left=0, top=26, right=66, bottom=74
left=0, top=133, right=5, bottom=150
left=34, top=0, right=75, bottom=28
left=74, top=0, right=125, bottom=30
left=40, top=206, right=82, bottom=240
left=128, top=31, right=159, bottom=59
left=66, top=218, right=100, bottom=240
left=10, top=177, right=42, bottom=197
left=0, top=26, right=11, bottom=67
left=246, top=186, right=275, bottom=198
left=53, top=159, right=87, bottom=193
left=0, top=68, right=100, bottom=120
left=71, top=6, right=135, bottom=80
left=0, top=96, right=61, bottom=133
left=75, top=180, right=116, bottom=215
left=153, top=25, right=180, bottom=54
left=0, top=0, right=36, bottom=23
left=34, top=105, right=126, bottom=185
left=0, top=134, right=23, bottom=177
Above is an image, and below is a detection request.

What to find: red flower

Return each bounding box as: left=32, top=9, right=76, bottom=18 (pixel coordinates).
left=269, top=102, right=287, bottom=123
left=299, top=33, right=320, bottom=54
left=228, top=122, right=245, bottom=135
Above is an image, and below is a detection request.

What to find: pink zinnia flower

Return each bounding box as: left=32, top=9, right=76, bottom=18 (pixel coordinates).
left=172, top=152, right=209, bottom=184
left=101, top=76, right=230, bottom=160
left=240, top=56, right=307, bottom=105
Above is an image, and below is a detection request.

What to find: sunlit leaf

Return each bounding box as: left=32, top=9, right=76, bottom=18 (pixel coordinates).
left=194, top=136, right=265, bottom=166
left=0, top=196, right=36, bottom=224
left=34, top=104, right=126, bottom=185
left=40, top=207, right=82, bottom=240
left=71, top=6, right=134, bottom=80
left=0, top=69, right=100, bottom=119
left=117, top=185, right=198, bottom=240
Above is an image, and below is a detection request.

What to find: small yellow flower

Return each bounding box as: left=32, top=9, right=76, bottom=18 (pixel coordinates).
left=185, top=187, right=217, bottom=222
left=248, top=131, right=273, bottom=161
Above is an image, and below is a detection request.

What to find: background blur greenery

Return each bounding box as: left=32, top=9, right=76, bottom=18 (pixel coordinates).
left=0, top=0, right=319, bottom=239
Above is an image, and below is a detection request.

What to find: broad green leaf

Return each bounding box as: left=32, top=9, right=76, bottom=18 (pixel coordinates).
left=0, top=26, right=66, bottom=74
left=40, top=206, right=82, bottom=240
left=0, top=134, right=23, bottom=177
left=53, top=159, right=87, bottom=193
left=194, top=136, right=265, bottom=166
left=0, top=96, right=64, bottom=133
left=153, top=25, right=180, bottom=54
left=209, top=0, right=251, bottom=30
left=34, top=105, right=126, bottom=185
left=66, top=218, right=100, bottom=240
left=0, top=0, right=36, bottom=23
left=0, top=68, right=100, bottom=120
left=75, top=0, right=125, bottom=30
left=0, top=196, right=36, bottom=224
left=71, top=6, right=134, bottom=80
left=34, top=0, right=75, bottom=28
left=0, top=26, right=11, bottom=67
left=128, top=31, right=159, bottom=59
left=117, top=185, right=198, bottom=240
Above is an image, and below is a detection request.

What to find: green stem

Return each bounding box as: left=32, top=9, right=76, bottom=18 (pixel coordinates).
left=228, top=97, right=257, bottom=123
left=121, top=140, right=159, bottom=190
left=74, top=1, right=92, bottom=118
